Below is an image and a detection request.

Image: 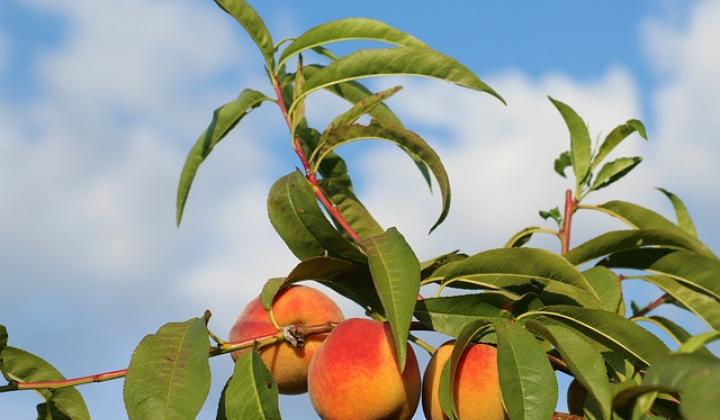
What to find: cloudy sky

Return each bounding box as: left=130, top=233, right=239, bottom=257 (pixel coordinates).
left=1, top=0, right=718, bottom=418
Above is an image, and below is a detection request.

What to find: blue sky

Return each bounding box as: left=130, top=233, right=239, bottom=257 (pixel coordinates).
left=1, top=0, right=718, bottom=418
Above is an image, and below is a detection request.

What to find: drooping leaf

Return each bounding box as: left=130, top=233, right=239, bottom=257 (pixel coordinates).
left=324, top=85, right=403, bottom=132
left=0, top=347, right=90, bottom=420
left=495, top=320, right=557, bottom=420
left=554, top=150, right=572, bottom=178
left=525, top=306, right=670, bottom=367
left=643, top=275, right=720, bottom=330
left=267, top=171, right=365, bottom=262
left=319, top=177, right=385, bottom=238
left=548, top=97, right=592, bottom=190
left=294, top=47, right=505, bottom=111
left=539, top=207, right=562, bottom=227
left=278, top=17, right=427, bottom=69
left=414, top=294, right=512, bottom=337
left=678, top=331, right=720, bottom=354
left=588, top=156, right=642, bottom=192
left=123, top=318, right=211, bottom=420
left=582, top=267, right=622, bottom=314
left=290, top=55, right=306, bottom=130
left=591, top=119, right=647, bottom=171
left=505, top=227, right=554, bottom=248
left=657, top=188, right=697, bottom=238
left=361, top=227, right=420, bottom=370
left=176, top=89, right=269, bottom=225
left=214, top=0, right=274, bottom=66
left=259, top=256, right=381, bottom=313
left=420, top=250, right=468, bottom=280
left=0, top=325, right=6, bottom=352
left=433, top=248, right=601, bottom=304
left=526, top=320, right=612, bottom=420
left=310, top=120, right=451, bottom=232
left=599, top=249, right=720, bottom=301
left=223, top=350, right=280, bottom=420
left=565, top=228, right=708, bottom=265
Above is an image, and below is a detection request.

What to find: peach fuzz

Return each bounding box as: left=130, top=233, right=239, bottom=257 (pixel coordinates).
left=422, top=341, right=505, bottom=420
left=307, top=318, right=421, bottom=420
left=228, top=285, right=344, bottom=394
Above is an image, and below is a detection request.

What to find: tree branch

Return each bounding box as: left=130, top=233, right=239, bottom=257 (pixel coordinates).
left=560, top=189, right=577, bottom=255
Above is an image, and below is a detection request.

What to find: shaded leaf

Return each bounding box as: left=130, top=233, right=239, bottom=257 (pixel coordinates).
left=643, top=275, right=720, bottom=330
left=214, top=0, right=274, bottom=66
left=176, top=89, right=269, bottom=225
left=36, top=401, right=71, bottom=420
left=0, top=325, right=6, bottom=352
left=0, top=347, right=90, bottom=420
left=414, top=294, right=512, bottom=337
left=548, top=97, right=592, bottom=189
left=678, top=331, right=720, bottom=354
left=680, top=365, right=720, bottom=420
left=223, top=350, right=280, bottom=420
left=589, top=156, right=642, bottom=192
left=554, top=150, right=572, bottom=178
left=278, top=17, right=427, bottom=69
left=311, top=120, right=450, bottom=232
left=290, top=56, right=306, bottom=130
left=267, top=171, right=365, bottom=262
left=420, top=251, right=467, bottom=280
left=582, top=267, right=622, bottom=314
left=123, top=318, right=210, bottom=420
left=361, top=228, right=420, bottom=370
left=324, top=85, right=403, bottom=133
left=657, top=188, right=697, bottom=238
left=495, top=320, right=557, bottom=420
left=319, top=177, right=384, bottom=238
left=591, top=119, right=646, bottom=170
left=505, top=227, right=554, bottom=248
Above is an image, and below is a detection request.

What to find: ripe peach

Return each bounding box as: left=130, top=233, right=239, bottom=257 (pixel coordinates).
left=422, top=341, right=505, bottom=420
left=307, top=318, right=421, bottom=420
left=228, top=285, right=344, bottom=394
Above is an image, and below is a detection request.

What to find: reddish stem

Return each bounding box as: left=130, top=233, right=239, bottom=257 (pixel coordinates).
left=634, top=294, right=668, bottom=317
left=270, top=76, right=362, bottom=243
left=560, top=189, right=576, bottom=255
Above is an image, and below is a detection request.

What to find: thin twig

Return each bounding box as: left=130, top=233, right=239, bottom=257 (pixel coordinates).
left=560, top=189, right=577, bottom=255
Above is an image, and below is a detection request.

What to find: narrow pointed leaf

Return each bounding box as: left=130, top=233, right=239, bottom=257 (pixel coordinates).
left=680, top=365, right=720, bottom=420
left=632, top=315, right=714, bottom=358
left=414, top=294, right=512, bottom=337
left=361, top=227, right=420, bottom=370
left=294, top=47, right=504, bottom=111
left=495, top=320, right=557, bottom=420
left=223, top=350, right=280, bottom=420
left=599, top=249, right=720, bottom=301
left=267, top=171, right=365, bottom=262
left=539, top=207, right=562, bottom=227
left=311, top=121, right=451, bottom=232
left=592, top=119, right=646, bottom=170
left=526, top=306, right=670, bottom=367
left=36, top=401, right=72, bottom=420
left=504, top=227, right=550, bottom=248
left=643, top=275, right=720, bottom=330
left=589, top=156, right=642, bottom=192
left=278, top=18, right=427, bottom=69
left=526, top=320, right=612, bottom=420
left=214, top=0, right=274, bottom=66
left=319, top=177, right=384, bottom=238
left=290, top=56, right=306, bottom=130
left=176, top=89, right=269, bottom=224
left=582, top=267, right=622, bottom=314
left=548, top=97, right=592, bottom=189
left=420, top=251, right=467, bottom=280
left=123, top=318, right=210, bottom=420
left=0, top=347, right=90, bottom=420
left=325, top=85, right=403, bottom=132
left=657, top=188, right=697, bottom=237
left=0, top=325, right=6, bottom=352
left=678, top=331, right=720, bottom=354
left=554, top=150, right=572, bottom=178
left=566, top=228, right=708, bottom=265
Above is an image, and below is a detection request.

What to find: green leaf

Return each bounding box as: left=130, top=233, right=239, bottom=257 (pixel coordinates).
left=319, top=177, right=384, bottom=238
left=0, top=347, right=90, bottom=420
left=505, top=227, right=553, bottom=248
left=526, top=320, right=612, bottom=420
left=176, top=89, right=269, bottom=225
left=599, top=249, right=720, bottom=301
left=414, top=294, right=512, bottom=337
left=554, top=150, right=572, bottom=178
left=588, top=156, right=642, bottom=192
left=0, top=325, right=6, bottom=352
left=311, top=120, right=451, bottom=232
left=434, top=248, right=601, bottom=305
left=278, top=17, right=427, bottom=69
left=324, top=85, right=403, bottom=132
left=214, top=0, right=274, bottom=66
left=539, top=207, right=562, bottom=227
left=495, top=320, right=557, bottom=420
left=259, top=256, right=381, bottom=313
left=290, top=56, right=306, bottom=130
left=420, top=250, right=467, bottom=280
left=566, top=228, right=708, bottom=265
left=267, top=171, right=365, bottom=262
left=294, top=47, right=504, bottom=112
left=678, top=331, right=720, bottom=354
left=643, top=275, right=720, bottom=330
left=123, top=318, right=211, bottom=420
left=525, top=306, right=670, bottom=367
left=680, top=365, right=720, bottom=420
left=223, top=350, right=281, bottom=420
left=591, top=119, right=647, bottom=171
left=644, top=353, right=719, bottom=390
left=361, top=227, right=420, bottom=371
left=657, top=188, right=697, bottom=238
left=582, top=267, right=622, bottom=314
left=36, top=401, right=72, bottom=420
left=548, top=97, right=592, bottom=190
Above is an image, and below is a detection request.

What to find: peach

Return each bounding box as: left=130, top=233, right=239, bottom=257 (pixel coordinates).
left=566, top=379, right=586, bottom=415
left=228, top=285, right=344, bottom=394
left=422, top=341, right=505, bottom=420
left=308, top=318, right=421, bottom=420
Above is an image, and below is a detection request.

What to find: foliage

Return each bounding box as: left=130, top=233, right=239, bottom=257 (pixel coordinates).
left=1, top=1, right=718, bottom=419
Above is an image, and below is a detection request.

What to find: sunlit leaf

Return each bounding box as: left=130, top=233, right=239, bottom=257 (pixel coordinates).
left=420, top=251, right=467, bottom=280
left=548, top=97, right=592, bottom=190
left=0, top=325, right=6, bottom=353
left=680, top=365, right=720, bottom=420
left=591, top=119, right=646, bottom=170
left=505, top=227, right=555, bottom=248
left=642, top=275, right=720, bottom=330
left=414, top=294, right=512, bottom=337
left=319, top=177, right=385, bottom=238
left=539, top=207, right=562, bottom=227
left=214, top=0, right=274, bottom=66
left=554, top=150, right=572, bottom=178
left=588, top=156, right=642, bottom=192
left=657, top=188, right=697, bottom=238
left=678, top=331, right=720, bottom=354
left=324, top=85, right=403, bottom=132
left=582, top=267, right=622, bottom=314
left=222, top=350, right=280, bottom=420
